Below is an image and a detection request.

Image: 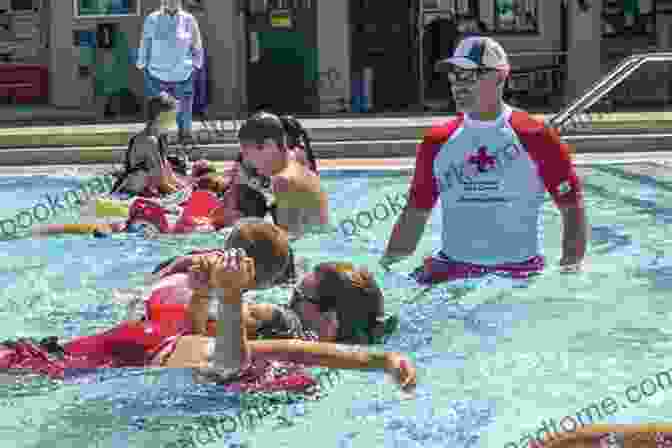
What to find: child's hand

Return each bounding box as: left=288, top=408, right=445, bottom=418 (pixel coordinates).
left=384, top=353, right=417, bottom=393
left=189, top=249, right=255, bottom=291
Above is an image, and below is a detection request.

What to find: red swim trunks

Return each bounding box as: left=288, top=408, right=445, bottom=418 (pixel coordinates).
left=411, top=251, right=545, bottom=284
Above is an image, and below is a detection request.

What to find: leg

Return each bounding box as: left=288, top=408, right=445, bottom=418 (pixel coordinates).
left=174, top=75, right=195, bottom=143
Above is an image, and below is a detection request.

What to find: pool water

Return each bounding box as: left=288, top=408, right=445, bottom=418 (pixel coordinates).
left=0, top=163, right=672, bottom=448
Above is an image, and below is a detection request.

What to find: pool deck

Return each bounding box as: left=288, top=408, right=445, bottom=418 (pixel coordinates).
left=0, top=151, right=671, bottom=177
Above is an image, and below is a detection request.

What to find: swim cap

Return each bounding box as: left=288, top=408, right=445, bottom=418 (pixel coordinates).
left=224, top=218, right=291, bottom=289
left=237, top=112, right=286, bottom=146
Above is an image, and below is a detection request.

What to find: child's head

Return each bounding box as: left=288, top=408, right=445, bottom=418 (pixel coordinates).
left=146, top=93, right=178, bottom=134
left=237, top=112, right=287, bottom=176
left=290, top=263, right=393, bottom=344
left=224, top=218, right=291, bottom=289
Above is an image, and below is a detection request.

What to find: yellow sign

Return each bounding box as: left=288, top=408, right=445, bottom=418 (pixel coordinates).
left=271, top=11, right=292, bottom=28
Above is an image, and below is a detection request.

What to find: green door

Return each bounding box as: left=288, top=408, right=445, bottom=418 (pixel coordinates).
left=246, top=4, right=318, bottom=114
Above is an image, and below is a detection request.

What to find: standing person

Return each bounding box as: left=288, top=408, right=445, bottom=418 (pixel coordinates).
left=379, top=37, right=588, bottom=283
left=137, top=0, right=204, bottom=147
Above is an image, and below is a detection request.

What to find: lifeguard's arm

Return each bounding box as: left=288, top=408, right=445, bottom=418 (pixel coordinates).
left=247, top=339, right=416, bottom=391
left=559, top=202, right=587, bottom=267
left=526, top=126, right=588, bottom=267
left=382, top=139, right=439, bottom=263
left=384, top=207, right=432, bottom=259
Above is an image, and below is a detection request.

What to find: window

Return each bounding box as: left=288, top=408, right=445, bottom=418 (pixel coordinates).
left=602, top=0, right=656, bottom=37
left=423, top=0, right=476, bottom=15
left=494, top=0, right=539, bottom=33
left=74, top=0, right=140, bottom=18
left=10, top=0, right=33, bottom=11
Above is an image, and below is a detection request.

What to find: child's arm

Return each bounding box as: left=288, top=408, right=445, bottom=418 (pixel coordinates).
left=32, top=223, right=115, bottom=236
left=248, top=339, right=416, bottom=391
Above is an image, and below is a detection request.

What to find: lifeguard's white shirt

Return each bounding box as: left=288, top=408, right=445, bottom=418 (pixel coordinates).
left=408, top=104, right=583, bottom=265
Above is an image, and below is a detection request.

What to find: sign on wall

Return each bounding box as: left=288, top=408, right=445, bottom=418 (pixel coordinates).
left=75, top=0, right=139, bottom=17
left=495, top=0, right=539, bottom=33
left=602, top=0, right=655, bottom=36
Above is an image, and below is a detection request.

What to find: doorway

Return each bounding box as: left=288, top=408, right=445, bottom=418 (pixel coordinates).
left=349, top=0, right=420, bottom=112
left=245, top=1, right=318, bottom=115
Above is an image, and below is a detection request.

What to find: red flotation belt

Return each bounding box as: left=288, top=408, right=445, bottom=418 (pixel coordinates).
left=129, top=190, right=224, bottom=234
left=1, top=302, right=317, bottom=393
left=0, top=320, right=170, bottom=379
left=180, top=190, right=222, bottom=220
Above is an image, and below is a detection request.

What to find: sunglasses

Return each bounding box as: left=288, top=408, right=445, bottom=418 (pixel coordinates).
left=290, top=262, right=398, bottom=344
left=446, top=67, right=498, bottom=83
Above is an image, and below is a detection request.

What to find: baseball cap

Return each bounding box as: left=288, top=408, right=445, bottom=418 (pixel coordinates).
left=436, top=36, right=510, bottom=72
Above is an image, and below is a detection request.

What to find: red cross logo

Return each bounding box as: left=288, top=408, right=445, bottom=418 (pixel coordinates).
left=468, top=146, right=497, bottom=173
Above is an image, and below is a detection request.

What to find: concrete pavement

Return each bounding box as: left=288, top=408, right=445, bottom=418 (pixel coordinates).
left=0, top=111, right=671, bottom=165
left=1, top=111, right=672, bottom=149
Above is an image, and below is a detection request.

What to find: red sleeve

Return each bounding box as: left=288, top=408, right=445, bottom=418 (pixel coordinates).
left=408, top=118, right=463, bottom=210
left=513, top=113, right=583, bottom=208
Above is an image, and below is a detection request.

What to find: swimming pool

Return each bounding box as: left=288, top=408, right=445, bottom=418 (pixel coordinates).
left=0, top=161, right=671, bottom=448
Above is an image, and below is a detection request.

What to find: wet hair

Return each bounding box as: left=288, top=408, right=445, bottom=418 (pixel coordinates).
left=309, top=264, right=387, bottom=344
left=237, top=111, right=318, bottom=173
left=232, top=112, right=318, bottom=223
left=146, top=92, right=177, bottom=123
left=150, top=218, right=295, bottom=286
left=278, top=115, right=317, bottom=173
left=237, top=112, right=286, bottom=146
left=224, top=218, right=291, bottom=288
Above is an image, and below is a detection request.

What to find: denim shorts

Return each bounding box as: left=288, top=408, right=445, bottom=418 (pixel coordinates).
left=144, top=69, right=194, bottom=99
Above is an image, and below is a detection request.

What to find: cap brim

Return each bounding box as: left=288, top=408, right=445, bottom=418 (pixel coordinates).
left=435, top=57, right=480, bottom=72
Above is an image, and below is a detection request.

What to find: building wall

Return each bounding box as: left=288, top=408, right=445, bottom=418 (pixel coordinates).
left=483, top=0, right=563, bottom=72
left=566, top=0, right=602, bottom=102
left=48, top=1, right=245, bottom=116
left=50, top=0, right=158, bottom=108
left=200, top=0, right=244, bottom=116
left=317, top=0, right=350, bottom=112
left=45, top=0, right=656, bottom=114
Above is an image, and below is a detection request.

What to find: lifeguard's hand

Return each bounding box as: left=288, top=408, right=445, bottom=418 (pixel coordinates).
left=189, top=249, right=255, bottom=291
left=559, top=255, right=583, bottom=273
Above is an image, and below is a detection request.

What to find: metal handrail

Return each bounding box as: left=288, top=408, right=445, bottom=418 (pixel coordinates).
left=548, top=54, right=642, bottom=127
left=549, top=52, right=672, bottom=129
